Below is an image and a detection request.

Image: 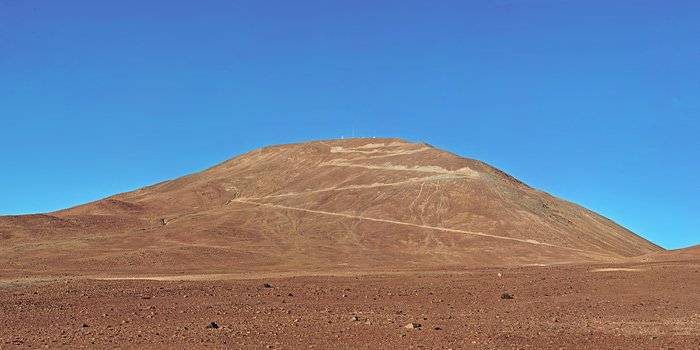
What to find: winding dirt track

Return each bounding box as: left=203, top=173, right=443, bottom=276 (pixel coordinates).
left=231, top=198, right=593, bottom=254
left=242, top=175, right=437, bottom=200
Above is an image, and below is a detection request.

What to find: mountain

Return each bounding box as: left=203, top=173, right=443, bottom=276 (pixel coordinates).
left=0, top=138, right=662, bottom=277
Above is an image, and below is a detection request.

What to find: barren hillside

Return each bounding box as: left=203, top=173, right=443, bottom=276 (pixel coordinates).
left=0, top=138, right=662, bottom=277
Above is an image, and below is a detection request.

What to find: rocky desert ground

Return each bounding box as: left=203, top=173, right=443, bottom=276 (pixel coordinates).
left=2, top=260, right=699, bottom=349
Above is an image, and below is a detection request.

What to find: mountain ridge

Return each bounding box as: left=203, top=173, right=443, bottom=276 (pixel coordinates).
left=0, top=138, right=663, bottom=277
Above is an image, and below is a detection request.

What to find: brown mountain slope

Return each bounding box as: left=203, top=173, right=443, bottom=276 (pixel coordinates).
left=0, top=138, right=662, bottom=277
left=636, top=244, right=700, bottom=263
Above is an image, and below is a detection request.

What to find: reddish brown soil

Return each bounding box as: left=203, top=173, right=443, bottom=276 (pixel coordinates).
left=1, top=261, right=699, bottom=349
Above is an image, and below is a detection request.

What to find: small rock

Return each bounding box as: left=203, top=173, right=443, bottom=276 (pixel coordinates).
left=497, top=273, right=502, bottom=277
left=205, top=322, right=219, bottom=329
left=501, top=293, right=514, bottom=300
left=405, top=322, right=421, bottom=329
left=81, top=323, right=89, bottom=328
left=350, top=316, right=360, bottom=322
left=434, top=327, right=442, bottom=330
left=261, top=283, right=273, bottom=288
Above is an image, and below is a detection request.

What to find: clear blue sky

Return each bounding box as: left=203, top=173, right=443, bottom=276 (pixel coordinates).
left=1, top=1, right=698, bottom=249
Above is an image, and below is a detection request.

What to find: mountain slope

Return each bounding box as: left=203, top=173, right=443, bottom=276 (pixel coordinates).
left=0, top=138, right=662, bottom=276
left=636, top=244, right=700, bottom=263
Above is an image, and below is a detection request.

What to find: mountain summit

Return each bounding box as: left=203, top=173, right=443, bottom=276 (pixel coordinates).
left=0, top=138, right=662, bottom=276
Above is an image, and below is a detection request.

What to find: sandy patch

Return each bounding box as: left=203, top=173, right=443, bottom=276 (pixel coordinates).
left=591, top=268, right=643, bottom=272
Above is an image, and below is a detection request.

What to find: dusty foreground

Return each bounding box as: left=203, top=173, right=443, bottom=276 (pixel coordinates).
left=1, top=262, right=699, bottom=349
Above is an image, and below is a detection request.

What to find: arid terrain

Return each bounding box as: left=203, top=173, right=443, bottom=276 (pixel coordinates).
left=1, top=138, right=698, bottom=349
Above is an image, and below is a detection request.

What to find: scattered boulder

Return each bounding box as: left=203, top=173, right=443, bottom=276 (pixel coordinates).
left=261, top=283, right=272, bottom=288
left=81, top=323, right=89, bottom=328
left=501, top=293, right=514, bottom=300
left=350, top=315, right=360, bottom=322
left=405, top=322, right=421, bottom=329
left=205, top=322, right=219, bottom=329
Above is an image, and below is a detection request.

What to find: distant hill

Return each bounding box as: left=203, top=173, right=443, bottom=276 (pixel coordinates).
left=636, top=244, right=700, bottom=263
